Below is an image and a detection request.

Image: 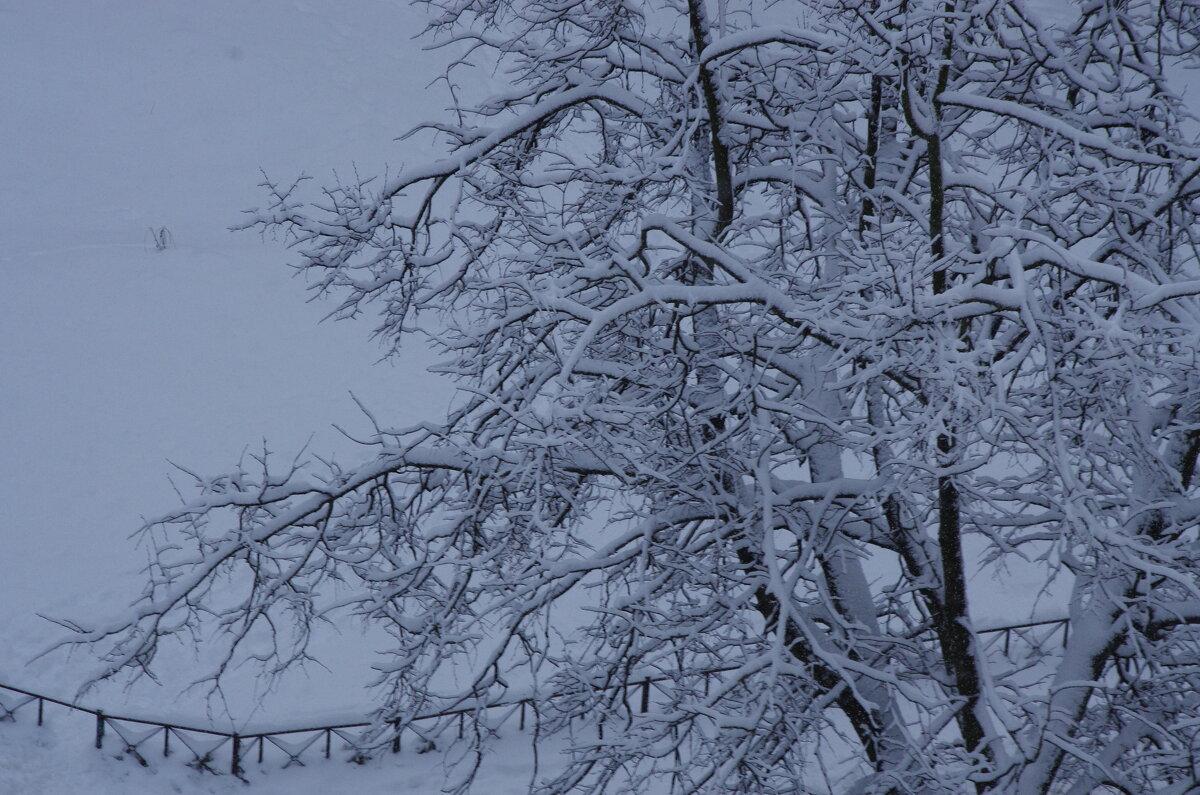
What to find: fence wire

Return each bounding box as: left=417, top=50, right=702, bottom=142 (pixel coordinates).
left=0, top=616, right=1072, bottom=777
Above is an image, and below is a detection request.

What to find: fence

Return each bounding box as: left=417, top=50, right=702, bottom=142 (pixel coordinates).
left=0, top=615, right=1071, bottom=778
left=0, top=680, right=538, bottom=778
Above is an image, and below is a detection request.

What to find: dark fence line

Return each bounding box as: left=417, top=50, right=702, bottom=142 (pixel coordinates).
left=0, top=615, right=1071, bottom=777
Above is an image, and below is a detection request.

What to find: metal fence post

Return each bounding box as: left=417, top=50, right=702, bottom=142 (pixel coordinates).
left=95, top=711, right=105, bottom=749
left=325, top=728, right=332, bottom=759
left=392, top=720, right=401, bottom=754
left=231, top=733, right=241, bottom=777
left=163, top=727, right=170, bottom=757
left=640, top=679, right=650, bottom=713
left=37, top=698, right=43, bottom=726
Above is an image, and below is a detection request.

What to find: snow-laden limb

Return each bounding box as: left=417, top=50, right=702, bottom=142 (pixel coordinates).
left=71, top=0, right=1200, bottom=792
left=936, top=91, right=1172, bottom=166
left=697, top=25, right=835, bottom=64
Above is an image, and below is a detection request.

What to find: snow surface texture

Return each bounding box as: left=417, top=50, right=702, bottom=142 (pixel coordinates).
left=0, top=0, right=1084, bottom=792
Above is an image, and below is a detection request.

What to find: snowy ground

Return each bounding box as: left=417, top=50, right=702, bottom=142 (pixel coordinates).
left=0, top=699, right=582, bottom=795
left=0, top=1, right=1083, bottom=792
left=0, top=1, right=475, bottom=790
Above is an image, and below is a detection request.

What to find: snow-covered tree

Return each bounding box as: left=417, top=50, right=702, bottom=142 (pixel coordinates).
left=70, top=0, right=1200, bottom=791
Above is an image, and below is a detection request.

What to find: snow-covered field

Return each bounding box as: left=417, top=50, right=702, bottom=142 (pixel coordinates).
left=0, top=1, right=495, bottom=791
left=0, top=708, right=557, bottom=795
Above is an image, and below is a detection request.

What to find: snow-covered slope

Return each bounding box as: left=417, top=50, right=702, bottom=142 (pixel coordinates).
left=0, top=704, right=559, bottom=795
left=0, top=1, right=480, bottom=791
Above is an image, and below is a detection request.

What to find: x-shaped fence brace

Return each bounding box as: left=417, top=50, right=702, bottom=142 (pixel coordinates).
left=0, top=615, right=1076, bottom=777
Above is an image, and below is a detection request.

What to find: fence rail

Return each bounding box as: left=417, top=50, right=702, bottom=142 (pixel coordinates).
left=0, top=615, right=1071, bottom=777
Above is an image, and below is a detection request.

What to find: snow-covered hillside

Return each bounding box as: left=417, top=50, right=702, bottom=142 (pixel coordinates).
left=0, top=1, right=486, bottom=791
